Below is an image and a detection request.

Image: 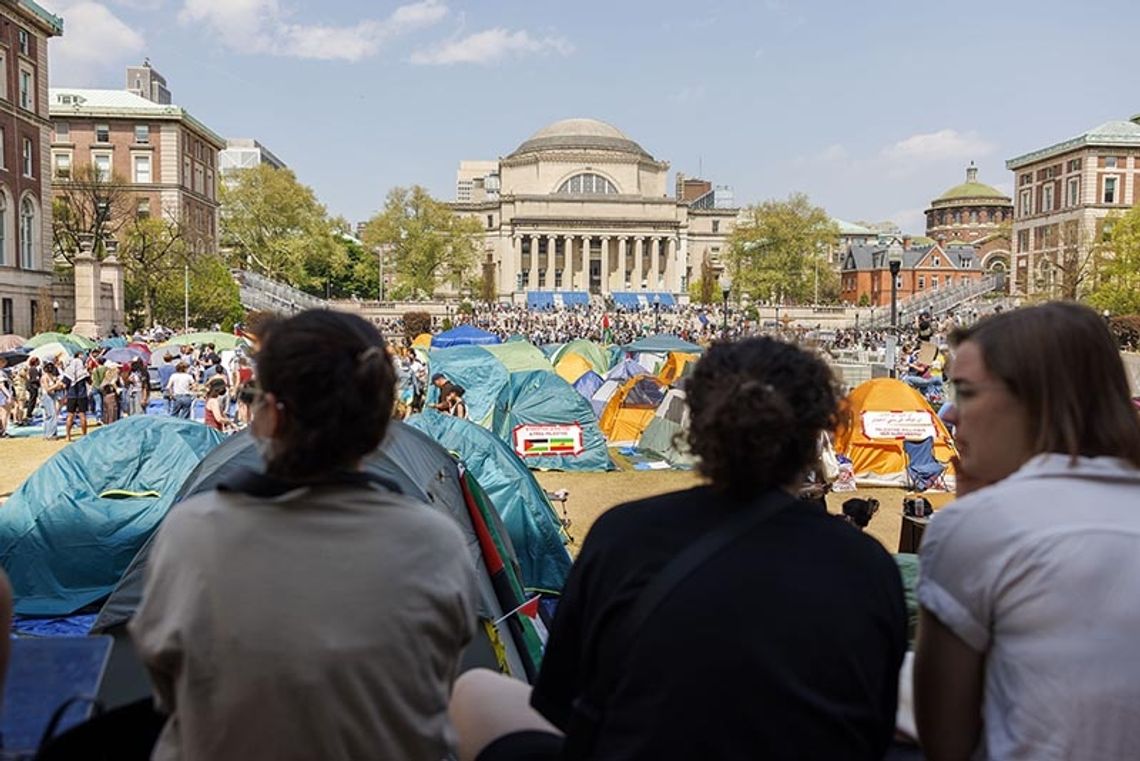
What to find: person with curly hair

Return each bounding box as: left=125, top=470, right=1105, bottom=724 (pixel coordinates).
left=450, top=337, right=907, bottom=761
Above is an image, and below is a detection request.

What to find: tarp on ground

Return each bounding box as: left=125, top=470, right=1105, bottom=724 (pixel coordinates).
left=429, top=346, right=612, bottom=471
left=834, top=378, right=957, bottom=488
left=623, top=335, right=704, bottom=354
left=94, top=422, right=547, bottom=685
left=550, top=340, right=612, bottom=377
left=432, top=324, right=501, bottom=348
left=0, top=417, right=225, bottom=615
left=407, top=410, right=572, bottom=593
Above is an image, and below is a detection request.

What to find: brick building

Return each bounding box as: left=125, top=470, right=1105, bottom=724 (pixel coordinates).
left=839, top=238, right=983, bottom=306
left=1006, top=115, right=1140, bottom=298
left=49, top=62, right=225, bottom=257
left=924, top=163, right=1013, bottom=285
left=0, top=1, right=61, bottom=337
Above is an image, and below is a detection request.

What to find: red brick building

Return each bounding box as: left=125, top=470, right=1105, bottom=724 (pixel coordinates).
left=924, top=163, right=1013, bottom=285
left=839, top=239, right=985, bottom=306
left=0, top=1, right=62, bottom=336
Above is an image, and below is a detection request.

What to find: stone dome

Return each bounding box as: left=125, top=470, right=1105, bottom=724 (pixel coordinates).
left=509, top=118, right=652, bottom=159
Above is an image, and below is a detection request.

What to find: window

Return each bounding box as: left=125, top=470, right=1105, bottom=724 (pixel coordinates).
left=92, top=152, right=111, bottom=182
left=133, top=154, right=151, bottom=183
left=134, top=124, right=150, bottom=144
left=1019, top=189, right=1032, bottom=217
left=17, top=28, right=29, bottom=55
left=206, top=169, right=214, bottom=199
left=20, top=198, right=34, bottom=269
left=970, top=210, right=978, bottom=224
left=52, top=152, right=71, bottom=179
left=1104, top=176, right=1118, bottom=204
left=1067, top=158, right=1082, bottom=172
left=18, top=68, right=32, bottom=111
left=55, top=122, right=69, bottom=141
left=1104, top=156, right=1118, bottom=169
left=556, top=173, right=618, bottom=195
left=0, top=195, right=6, bottom=265
left=29, top=299, right=36, bottom=329
left=1067, top=178, right=1080, bottom=207
left=0, top=127, right=6, bottom=170
left=931, top=275, right=939, bottom=290
left=183, top=156, right=191, bottom=186
left=95, top=124, right=110, bottom=143
left=1, top=299, right=12, bottom=334
left=1020, top=173, right=1032, bottom=186
left=193, top=164, right=204, bottom=194
left=21, top=138, right=32, bottom=177
left=712, top=220, right=720, bottom=233
left=0, top=51, right=7, bottom=100
left=933, top=255, right=940, bottom=266
left=1017, top=229, right=1029, bottom=253
left=136, top=198, right=150, bottom=219
left=486, top=214, right=494, bottom=229
left=1042, top=184, right=1054, bottom=213
left=918, top=275, right=925, bottom=289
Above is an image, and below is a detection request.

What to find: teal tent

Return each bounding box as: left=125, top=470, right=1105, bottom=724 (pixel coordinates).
left=430, top=344, right=612, bottom=471
left=407, top=410, right=571, bottom=593
left=0, top=417, right=225, bottom=615
left=623, top=335, right=705, bottom=354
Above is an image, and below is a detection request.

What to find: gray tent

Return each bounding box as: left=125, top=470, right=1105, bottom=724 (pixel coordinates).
left=639, top=388, right=697, bottom=468
left=91, top=422, right=544, bottom=708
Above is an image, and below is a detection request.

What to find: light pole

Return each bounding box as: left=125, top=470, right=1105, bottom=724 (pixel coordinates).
left=719, top=272, right=732, bottom=339
left=653, top=293, right=661, bottom=333
left=184, top=263, right=190, bottom=332
left=888, top=248, right=903, bottom=378
left=52, top=300, right=59, bottom=328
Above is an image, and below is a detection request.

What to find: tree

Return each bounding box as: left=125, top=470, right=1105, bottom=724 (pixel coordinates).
left=686, top=251, right=717, bottom=305
left=152, top=254, right=243, bottom=332
left=220, top=163, right=338, bottom=286
left=121, top=216, right=191, bottom=327
left=361, top=186, right=482, bottom=300
left=1033, top=219, right=1100, bottom=301
left=726, top=193, right=839, bottom=304
left=1089, top=207, right=1140, bottom=315
left=52, top=165, right=134, bottom=264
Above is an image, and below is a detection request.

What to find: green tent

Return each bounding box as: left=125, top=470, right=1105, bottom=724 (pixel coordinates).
left=550, top=339, right=613, bottom=377
left=155, top=331, right=244, bottom=350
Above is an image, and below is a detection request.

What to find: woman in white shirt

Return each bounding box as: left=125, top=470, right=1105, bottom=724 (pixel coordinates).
left=165, top=362, right=196, bottom=420
left=915, top=302, right=1140, bottom=760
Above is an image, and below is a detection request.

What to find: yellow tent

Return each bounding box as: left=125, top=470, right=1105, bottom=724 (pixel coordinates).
left=658, top=352, right=697, bottom=386
left=834, top=378, right=957, bottom=488
left=555, top=352, right=594, bottom=384
left=599, top=375, right=669, bottom=445
left=412, top=333, right=432, bottom=349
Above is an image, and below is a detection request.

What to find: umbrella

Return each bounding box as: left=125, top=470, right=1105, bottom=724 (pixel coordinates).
left=25, top=332, right=94, bottom=352
left=155, top=331, right=243, bottom=351
left=103, top=347, right=148, bottom=364
left=0, top=349, right=29, bottom=367
left=0, top=334, right=27, bottom=352
left=99, top=337, right=128, bottom=349
left=30, top=342, right=74, bottom=363
left=126, top=342, right=152, bottom=360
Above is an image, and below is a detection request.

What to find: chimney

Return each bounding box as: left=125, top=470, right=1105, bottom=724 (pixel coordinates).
left=902, top=236, right=911, bottom=250
left=966, top=161, right=978, bottom=184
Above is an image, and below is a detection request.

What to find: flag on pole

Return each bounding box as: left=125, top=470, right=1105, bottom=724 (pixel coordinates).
left=602, top=313, right=614, bottom=344
left=493, top=595, right=542, bottom=626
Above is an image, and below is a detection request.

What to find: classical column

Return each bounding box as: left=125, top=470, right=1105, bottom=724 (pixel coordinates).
left=650, top=237, right=661, bottom=291
left=662, top=237, right=674, bottom=292
left=564, top=234, right=576, bottom=291
left=527, top=234, right=538, bottom=291
left=632, top=238, right=643, bottom=290
left=609, top=237, right=621, bottom=295
left=546, top=234, right=557, bottom=290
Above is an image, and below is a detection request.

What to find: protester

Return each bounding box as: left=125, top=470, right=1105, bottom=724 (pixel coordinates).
left=157, top=353, right=177, bottom=415
left=203, top=380, right=232, bottom=432
left=914, top=302, right=1140, bottom=760
left=23, top=356, right=40, bottom=424
left=450, top=336, right=907, bottom=761
left=62, top=353, right=90, bottom=441
left=40, top=360, right=63, bottom=440
left=447, top=385, right=468, bottom=419
left=165, top=362, right=196, bottom=420
left=130, top=310, right=478, bottom=761
left=0, top=366, right=11, bottom=437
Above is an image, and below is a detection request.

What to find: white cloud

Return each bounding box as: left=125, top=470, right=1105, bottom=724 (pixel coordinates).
left=889, top=208, right=927, bottom=235
left=50, top=2, right=145, bottom=86
left=410, top=28, right=572, bottom=65
left=177, top=0, right=448, bottom=61
left=881, top=129, right=994, bottom=163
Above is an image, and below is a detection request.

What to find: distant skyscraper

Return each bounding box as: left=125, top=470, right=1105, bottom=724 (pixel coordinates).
left=219, top=138, right=287, bottom=183
left=456, top=160, right=500, bottom=202
left=125, top=60, right=171, bottom=105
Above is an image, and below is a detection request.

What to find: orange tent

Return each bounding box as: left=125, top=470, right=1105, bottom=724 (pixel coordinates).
left=555, top=352, right=594, bottom=384
left=598, top=375, right=669, bottom=445
left=834, top=378, right=956, bottom=487
left=658, top=352, right=697, bottom=385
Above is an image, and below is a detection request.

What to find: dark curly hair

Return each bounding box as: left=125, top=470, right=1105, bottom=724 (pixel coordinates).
left=687, top=337, right=840, bottom=496
left=256, top=310, right=396, bottom=481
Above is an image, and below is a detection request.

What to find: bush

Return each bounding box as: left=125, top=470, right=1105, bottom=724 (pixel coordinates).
left=403, top=311, right=432, bottom=343
left=1109, top=315, right=1140, bottom=351
left=858, top=293, right=871, bottom=307
left=458, top=300, right=475, bottom=316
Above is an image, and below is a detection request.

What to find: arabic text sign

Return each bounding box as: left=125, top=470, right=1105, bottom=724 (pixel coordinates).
left=861, top=410, right=937, bottom=440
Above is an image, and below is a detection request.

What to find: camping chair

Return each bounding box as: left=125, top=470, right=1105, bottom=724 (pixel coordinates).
left=902, top=437, right=948, bottom=492
left=544, top=488, right=573, bottom=541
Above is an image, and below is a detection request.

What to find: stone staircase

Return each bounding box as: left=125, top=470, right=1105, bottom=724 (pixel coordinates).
left=232, top=270, right=330, bottom=315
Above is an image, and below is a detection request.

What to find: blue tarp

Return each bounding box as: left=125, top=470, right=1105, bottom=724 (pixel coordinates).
left=1, top=417, right=225, bottom=615
left=407, top=410, right=572, bottom=593
left=611, top=292, right=676, bottom=309
left=526, top=292, right=554, bottom=310
left=527, top=292, right=590, bottom=310
left=431, top=324, right=502, bottom=348
left=623, top=335, right=704, bottom=354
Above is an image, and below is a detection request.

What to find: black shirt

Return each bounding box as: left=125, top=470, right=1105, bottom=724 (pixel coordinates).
left=531, top=485, right=906, bottom=761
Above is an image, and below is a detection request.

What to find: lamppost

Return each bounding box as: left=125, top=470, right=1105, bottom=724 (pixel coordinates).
left=719, top=272, right=732, bottom=339
left=653, top=293, right=661, bottom=333
left=888, top=248, right=903, bottom=378
left=52, top=300, right=59, bottom=328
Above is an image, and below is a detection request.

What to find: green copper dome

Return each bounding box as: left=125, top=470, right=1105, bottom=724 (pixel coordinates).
left=934, top=164, right=1009, bottom=203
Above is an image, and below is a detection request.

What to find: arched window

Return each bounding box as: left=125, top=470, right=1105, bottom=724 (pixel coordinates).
left=557, top=173, right=618, bottom=195
left=20, top=197, right=35, bottom=269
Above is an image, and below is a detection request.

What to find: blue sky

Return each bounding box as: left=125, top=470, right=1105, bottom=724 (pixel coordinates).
left=46, top=0, right=1140, bottom=231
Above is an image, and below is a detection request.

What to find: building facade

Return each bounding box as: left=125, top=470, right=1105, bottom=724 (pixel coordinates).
left=840, top=238, right=983, bottom=306
left=925, top=163, right=1013, bottom=283
left=1006, top=116, right=1140, bottom=298
left=0, top=1, right=61, bottom=336
left=451, top=118, right=737, bottom=300
left=50, top=63, right=226, bottom=257
left=219, top=137, right=286, bottom=182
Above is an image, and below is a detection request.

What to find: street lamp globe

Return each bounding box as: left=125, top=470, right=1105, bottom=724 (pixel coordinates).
left=718, top=272, right=733, bottom=338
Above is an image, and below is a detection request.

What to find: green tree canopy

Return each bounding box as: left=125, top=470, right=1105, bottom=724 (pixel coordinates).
left=361, top=186, right=482, bottom=300
left=152, top=253, right=243, bottom=332
left=220, top=163, right=338, bottom=287
left=1089, top=206, right=1140, bottom=315
left=122, top=216, right=191, bottom=328
left=726, top=193, right=839, bottom=304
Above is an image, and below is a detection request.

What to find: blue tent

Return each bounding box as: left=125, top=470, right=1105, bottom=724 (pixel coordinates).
left=623, top=334, right=704, bottom=354
left=407, top=410, right=572, bottom=593
left=429, top=345, right=612, bottom=472
left=432, top=324, right=501, bottom=348
left=572, top=370, right=605, bottom=401
left=0, top=417, right=225, bottom=615
left=605, top=359, right=649, bottom=382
